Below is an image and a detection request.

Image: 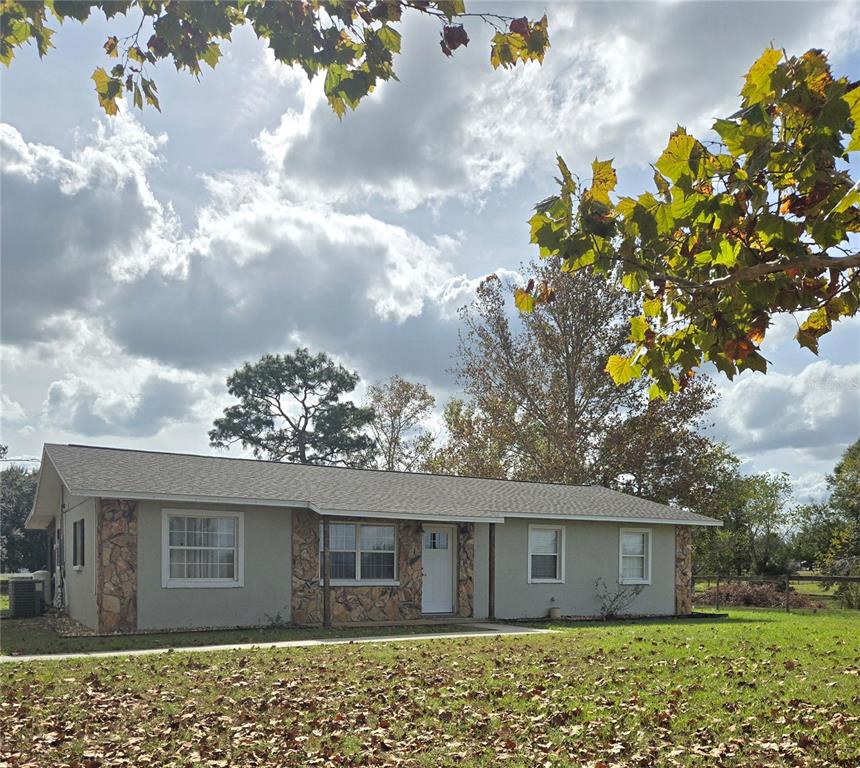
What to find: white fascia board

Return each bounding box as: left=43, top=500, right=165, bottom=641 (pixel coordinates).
left=500, top=512, right=722, bottom=527
left=25, top=449, right=62, bottom=529
left=67, top=489, right=316, bottom=510
left=317, top=508, right=505, bottom=524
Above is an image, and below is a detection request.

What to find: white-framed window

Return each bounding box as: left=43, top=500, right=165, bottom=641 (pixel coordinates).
left=162, top=509, right=244, bottom=588
left=528, top=525, right=564, bottom=583
left=72, top=519, right=85, bottom=569
left=319, top=522, right=397, bottom=584
left=619, top=528, right=651, bottom=585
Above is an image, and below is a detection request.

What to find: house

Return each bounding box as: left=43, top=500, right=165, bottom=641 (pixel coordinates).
left=26, top=443, right=721, bottom=634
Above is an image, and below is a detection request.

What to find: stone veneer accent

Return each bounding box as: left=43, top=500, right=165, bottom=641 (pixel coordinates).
left=96, top=499, right=138, bottom=633
left=674, top=525, right=693, bottom=615
left=291, top=509, right=423, bottom=625
left=456, top=523, right=474, bottom=618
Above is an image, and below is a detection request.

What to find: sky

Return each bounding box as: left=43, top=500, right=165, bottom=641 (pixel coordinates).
left=1, top=1, right=859, bottom=503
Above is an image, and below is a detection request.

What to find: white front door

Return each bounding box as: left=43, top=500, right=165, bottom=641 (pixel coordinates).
left=422, top=525, right=455, bottom=614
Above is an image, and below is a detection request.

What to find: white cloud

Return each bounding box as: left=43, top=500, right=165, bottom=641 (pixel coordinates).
left=0, top=393, right=28, bottom=445
left=250, top=1, right=860, bottom=211
left=0, top=114, right=187, bottom=344
left=43, top=374, right=198, bottom=438
left=109, top=168, right=492, bottom=377
left=714, top=361, right=860, bottom=457
left=1, top=393, right=26, bottom=423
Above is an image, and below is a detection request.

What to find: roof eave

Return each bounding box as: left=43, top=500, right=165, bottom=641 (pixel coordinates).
left=499, top=511, right=722, bottom=527
left=317, top=508, right=505, bottom=524
left=66, top=489, right=316, bottom=511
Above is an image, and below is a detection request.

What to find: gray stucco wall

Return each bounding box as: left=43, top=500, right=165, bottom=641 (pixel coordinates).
left=136, top=501, right=292, bottom=631
left=63, top=496, right=97, bottom=630
left=493, top=518, right=676, bottom=619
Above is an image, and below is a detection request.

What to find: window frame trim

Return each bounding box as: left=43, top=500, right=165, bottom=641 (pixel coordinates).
left=319, top=521, right=398, bottom=586
left=618, top=527, right=652, bottom=585
left=72, top=519, right=85, bottom=570
left=161, top=508, right=245, bottom=589
left=527, top=524, right=565, bottom=584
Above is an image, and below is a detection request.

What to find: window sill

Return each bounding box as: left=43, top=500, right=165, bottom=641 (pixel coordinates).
left=528, top=578, right=564, bottom=585
left=319, top=579, right=400, bottom=587
left=619, top=579, right=650, bottom=586
left=72, top=565, right=83, bottom=572
left=163, top=580, right=244, bottom=589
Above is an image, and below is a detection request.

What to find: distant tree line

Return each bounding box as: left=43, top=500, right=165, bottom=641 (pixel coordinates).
left=0, top=444, right=46, bottom=573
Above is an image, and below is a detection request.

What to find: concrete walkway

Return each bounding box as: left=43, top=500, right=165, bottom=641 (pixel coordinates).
left=0, top=622, right=553, bottom=664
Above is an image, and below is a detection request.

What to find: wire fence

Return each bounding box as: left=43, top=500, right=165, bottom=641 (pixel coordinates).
left=692, top=573, right=860, bottom=612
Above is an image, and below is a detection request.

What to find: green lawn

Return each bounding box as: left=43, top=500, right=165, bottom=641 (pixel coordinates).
left=0, top=617, right=483, bottom=656
left=2, top=610, right=858, bottom=767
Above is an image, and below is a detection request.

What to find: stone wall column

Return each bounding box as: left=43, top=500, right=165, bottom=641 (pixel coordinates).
left=457, top=523, right=475, bottom=618
left=96, top=499, right=138, bottom=633
left=675, top=525, right=693, bottom=615
left=291, top=509, right=323, bottom=625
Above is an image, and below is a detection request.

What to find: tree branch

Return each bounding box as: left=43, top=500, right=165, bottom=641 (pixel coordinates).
left=706, top=252, right=860, bottom=290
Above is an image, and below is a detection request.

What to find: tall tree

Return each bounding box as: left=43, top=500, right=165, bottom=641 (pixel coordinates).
left=743, top=472, right=793, bottom=574
left=595, top=392, right=732, bottom=510
left=1, top=464, right=45, bottom=572
left=791, top=502, right=845, bottom=568
left=366, top=376, right=435, bottom=472
left=694, top=468, right=793, bottom=576
left=209, top=349, right=375, bottom=466
left=818, top=439, right=860, bottom=587
left=523, top=48, right=860, bottom=396
left=2, top=2, right=549, bottom=118
left=448, top=262, right=638, bottom=484
left=827, top=438, right=860, bottom=526
left=424, top=398, right=515, bottom=479
left=434, top=260, right=723, bottom=504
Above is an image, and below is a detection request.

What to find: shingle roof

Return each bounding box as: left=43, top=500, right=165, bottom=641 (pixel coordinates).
left=42, top=443, right=721, bottom=526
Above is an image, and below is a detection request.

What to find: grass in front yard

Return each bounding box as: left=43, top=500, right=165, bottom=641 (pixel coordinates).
left=2, top=610, right=858, bottom=767
left=0, top=617, right=483, bottom=656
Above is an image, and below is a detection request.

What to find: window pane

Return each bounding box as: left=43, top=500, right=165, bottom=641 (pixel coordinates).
left=361, top=552, right=395, bottom=580
left=622, top=555, right=645, bottom=580
left=215, top=517, right=233, bottom=533
left=530, top=529, right=558, bottom=555
left=361, top=525, right=395, bottom=552
left=330, top=551, right=356, bottom=579
left=435, top=532, right=448, bottom=549
left=215, top=549, right=235, bottom=566
left=622, top=532, right=645, bottom=556
left=169, top=517, right=185, bottom=533
left=184, top=518, right=201, bottom=546
left=330, top=523, right=356, bottom=551
left=531, top=554, right=558, bottom=580
left=169, top=548, right=186, bottom=579
left=423, top=532, right=433, bottom=549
